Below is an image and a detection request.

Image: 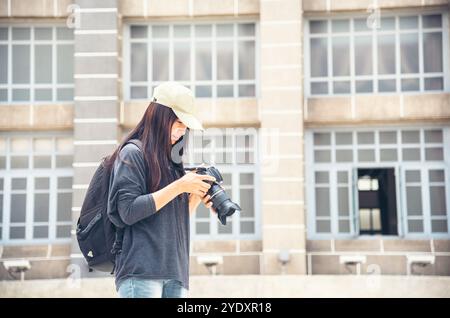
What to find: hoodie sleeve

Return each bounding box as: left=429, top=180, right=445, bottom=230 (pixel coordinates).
left=108, top=143, right=157, bottom=226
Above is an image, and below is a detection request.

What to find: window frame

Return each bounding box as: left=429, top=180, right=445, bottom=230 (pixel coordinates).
left=0, top=132, right=73, bottom=245
left=184, top=128, right=261, bottom=241
left=123, top=20, right=259, bottom=100
left=303, top=11, right=450, bottom=97
left=0, top=24, right=75, bottom=104
left=401, top=165, right=450, bottom=237
left=305, top=125, right=450, bottom=240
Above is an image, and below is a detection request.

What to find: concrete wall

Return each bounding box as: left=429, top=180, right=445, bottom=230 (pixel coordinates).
left=258, top=0, right=306, bottom=275
left=2, top=239, right=448, bottom=280
left=0, top=240, right=263, bottom=280
left=303, top=0, right=449, bottom=12
left=1, top=93, right=450, bottom=131
left=1, top=275, right=450, bottom=298
left=0, top=244, right=70, bottom=280
left=3, top=94, right=449, bottom=132
left=123, top=99, right=260, bottom=129
left=305, top=94, right=450, bottom=127
left=0, top=0, right=72, bottom=17
left=307, top=239, right=450, bottom=275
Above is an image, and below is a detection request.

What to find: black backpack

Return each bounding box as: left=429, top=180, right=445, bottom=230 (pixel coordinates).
left=76, top=139, right=143, bottom=274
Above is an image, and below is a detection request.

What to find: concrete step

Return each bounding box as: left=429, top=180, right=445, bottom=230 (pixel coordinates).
left=1, top=275, right=450, bottom=298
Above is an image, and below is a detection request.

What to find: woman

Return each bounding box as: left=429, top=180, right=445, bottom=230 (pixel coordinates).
left=106, top=82, right=215, bottom=298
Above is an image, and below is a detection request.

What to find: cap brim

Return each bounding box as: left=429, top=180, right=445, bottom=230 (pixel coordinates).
left=172, top=109, right=204, bottom=131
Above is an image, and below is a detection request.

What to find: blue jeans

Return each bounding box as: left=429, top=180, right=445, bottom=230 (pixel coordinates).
left=118, top=278, right=188, bottom=298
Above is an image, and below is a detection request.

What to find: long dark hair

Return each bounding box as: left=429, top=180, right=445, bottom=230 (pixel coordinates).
left=105, top=102, right=188, bottom=193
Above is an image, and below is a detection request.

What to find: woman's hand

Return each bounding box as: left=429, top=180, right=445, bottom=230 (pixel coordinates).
left=176, top=171, right=216, bottom=197
left=201, top=194, right=215, bottom=210
left=152, top=171, right=215, bottom=213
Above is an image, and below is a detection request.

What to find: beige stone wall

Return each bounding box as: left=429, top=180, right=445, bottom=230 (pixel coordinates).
left=0, top=104, right=74, bottom=131
left=307, top=239, right=450, bottom=275
left=305, top=94, right=450, bottom=126
left=2, top=275, right=450, bottom=297
left=0, top=0, right=72, bottom=17
left=1, top=92, right=449, bottom=130
left=122, top=99, right=260, bottom=129
left=120, top=0, right=259, bottom=18
left=189, top=241, right=262, bottom=276
left=259, top=0, right=306, bottom=275
left=0, top=244, right=71, bottom=280
left=303, top=0, right=450, bottom=12
left=0, top=241, right=263, bottom=279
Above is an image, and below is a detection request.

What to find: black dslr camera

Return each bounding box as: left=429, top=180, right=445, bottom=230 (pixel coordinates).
left=186, top=166, right=241, bottom=225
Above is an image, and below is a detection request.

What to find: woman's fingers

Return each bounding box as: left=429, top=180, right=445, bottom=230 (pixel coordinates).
left=180, top=172, right=215, bottom=195
left=195, top=190, right=205, bottom=197
left=201, top=195, right=213, bottom=209
left=199, top=181, right=211, bottom=190
left=197, top=174, right=216, bottom=182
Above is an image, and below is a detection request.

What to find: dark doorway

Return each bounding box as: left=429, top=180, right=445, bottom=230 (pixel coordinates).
left=357, top=168, right=398, bottom=235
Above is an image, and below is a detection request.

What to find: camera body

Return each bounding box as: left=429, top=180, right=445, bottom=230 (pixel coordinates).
left=187, top=166, right=241, bottom=225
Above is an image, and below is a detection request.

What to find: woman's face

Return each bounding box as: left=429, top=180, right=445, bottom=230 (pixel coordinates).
left=170, top=119, right=187, bottom=145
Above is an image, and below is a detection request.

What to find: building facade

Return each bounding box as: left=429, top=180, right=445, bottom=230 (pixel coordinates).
left=0, top=0, right=449, bottom=281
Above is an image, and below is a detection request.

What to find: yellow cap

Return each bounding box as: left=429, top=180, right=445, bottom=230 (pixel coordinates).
left=152, top=82, right=204, bottom=131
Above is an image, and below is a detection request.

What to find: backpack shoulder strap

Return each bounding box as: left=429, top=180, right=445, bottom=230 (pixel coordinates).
left=126, top=138, right=143, bottom=151
left=124, top=139, right=148, bottom=191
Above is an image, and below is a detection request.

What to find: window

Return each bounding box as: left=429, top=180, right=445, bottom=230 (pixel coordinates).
left=306, top=127, right=449, bottom=238
left=428, top=169, right=448, bottom=233
left=404, top=170, right=424, bottom=233
left=0, top=135, right=73, bottom=244
left=126, top=22, right=257, bottom=99
left=404, top=168, right=448, bottom=235
left=358, top=176, right=379, bottom=191
left=306, top=13, right=447, bottom=95
left=311, top=168, right=355, bottom=235
left=359, top=208, right=381, bottom=233
left=183, top=128, right=259, bottom=239
left=357, top=169, right=398, bottom=236
left=314, top=171, right=331, bottom=233
left=0, top=26, right=74, bottom=103
left=312, top=129, right=444, bottom=164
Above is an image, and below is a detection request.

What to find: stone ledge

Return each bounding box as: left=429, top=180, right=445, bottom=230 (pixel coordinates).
left=1, top=275, right=450, bottom=297
left=302, top=0, right=449, bottom=12
left=305, top=93, right=450, bottom=125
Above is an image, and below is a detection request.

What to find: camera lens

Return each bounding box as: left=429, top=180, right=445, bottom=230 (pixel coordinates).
left=207, top=182, right=241, bottom=225
left=190, top=165, right=241, bottom=225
